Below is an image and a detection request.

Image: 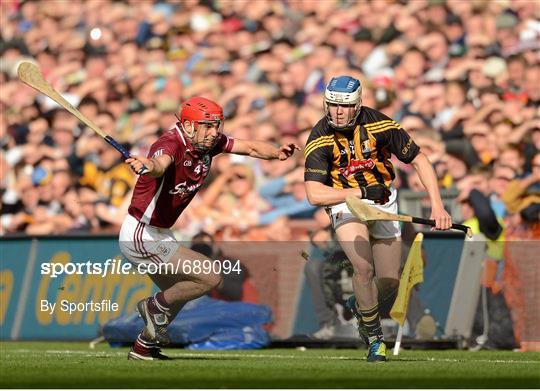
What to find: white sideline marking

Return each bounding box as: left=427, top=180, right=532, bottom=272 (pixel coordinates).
left=4, top=349, right=540, bottom=364
left=10, top=239, right=38, bottom=340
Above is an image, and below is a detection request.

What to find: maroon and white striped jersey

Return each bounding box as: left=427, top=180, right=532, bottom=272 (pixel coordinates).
left=128, top=125, right=234, bottom=228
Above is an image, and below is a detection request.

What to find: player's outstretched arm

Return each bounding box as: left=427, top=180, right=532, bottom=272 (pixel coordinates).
left=305, top=181, right=391, bottom=206
left=125, top=154, right=172, bottom=178
left=230, top=139, right=300, bottom=160
left=305, top=181, right=362, bottom=206
left=411, top=152, right=452, bottom=230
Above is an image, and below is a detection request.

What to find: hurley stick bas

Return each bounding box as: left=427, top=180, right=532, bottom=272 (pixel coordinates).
left=345, top=195, right=472, bottom=237
left=17, top=61, right=146, bottom=174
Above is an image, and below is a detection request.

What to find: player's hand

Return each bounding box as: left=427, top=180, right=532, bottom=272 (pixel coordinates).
left=126, top=156, right=152, bottom=175
left=277, top=143, right=300, bottom=160
left=430, top=204, right=452, bottom=230
left=360, top=183, right=391, bottom=204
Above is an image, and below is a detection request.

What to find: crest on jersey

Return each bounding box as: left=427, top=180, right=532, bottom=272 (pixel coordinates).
left=361, top=140, right=372, bottom=155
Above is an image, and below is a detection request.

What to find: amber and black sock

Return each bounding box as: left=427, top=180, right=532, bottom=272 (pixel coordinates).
left=358, top=304, right=384, bottom=344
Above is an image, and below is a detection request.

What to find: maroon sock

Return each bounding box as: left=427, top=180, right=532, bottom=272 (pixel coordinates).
left=148, top=292, right=170, bottom=315
left=132, top=332, right=156, bottom=355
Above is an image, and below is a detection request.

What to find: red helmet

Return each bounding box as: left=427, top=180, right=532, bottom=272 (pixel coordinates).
left=180, top=97, right=224, bottom=126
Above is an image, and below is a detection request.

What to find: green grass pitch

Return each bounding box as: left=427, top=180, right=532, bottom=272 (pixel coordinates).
left=1, top=342, right=539, bottom=388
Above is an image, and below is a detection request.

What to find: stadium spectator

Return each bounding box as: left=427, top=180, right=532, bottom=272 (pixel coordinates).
left=0, top=0, right=537, bottom=247
left=258, top=166, right=317, bottom=224
left=198, top=163, right=270, bottom=232
left=502, top=153, right=540, bottom=223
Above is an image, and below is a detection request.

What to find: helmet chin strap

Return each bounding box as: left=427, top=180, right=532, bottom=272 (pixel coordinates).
left=176, top=114, right=222, bottom=152
left=179, top=120, right=218, bottom=152
left=179, top=120, right=196, bottom=141
left=326, top=103, right=362, bottom=130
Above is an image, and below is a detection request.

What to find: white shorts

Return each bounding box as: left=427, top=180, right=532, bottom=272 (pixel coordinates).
left=119, top=214, right=179, bottom=266
left=326, top=187, right=401, bottom=239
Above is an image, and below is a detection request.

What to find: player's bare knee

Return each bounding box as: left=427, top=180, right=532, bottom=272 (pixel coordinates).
left=351, top=262, right=375, bottom=282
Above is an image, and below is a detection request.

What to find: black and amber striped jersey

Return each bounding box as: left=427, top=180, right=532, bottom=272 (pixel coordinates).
left=304, top=106, right=420, bottom=189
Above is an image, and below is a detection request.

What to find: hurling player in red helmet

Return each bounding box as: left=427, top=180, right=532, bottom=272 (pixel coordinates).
left=121, top=96, right=299, bottom=360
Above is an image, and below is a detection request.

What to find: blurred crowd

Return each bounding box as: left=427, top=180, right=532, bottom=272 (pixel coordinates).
left=1, top=0, right=539, bottom=239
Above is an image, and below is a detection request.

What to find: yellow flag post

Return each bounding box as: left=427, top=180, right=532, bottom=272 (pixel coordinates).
left=390, top=232, right=424, bottom=355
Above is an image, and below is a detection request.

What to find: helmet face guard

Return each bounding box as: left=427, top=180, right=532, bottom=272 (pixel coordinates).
left=190, top=120, right=224, bottom=152
left=179, top=97, right=224, bottom=152
left=324, top=76, right=363, bottom=129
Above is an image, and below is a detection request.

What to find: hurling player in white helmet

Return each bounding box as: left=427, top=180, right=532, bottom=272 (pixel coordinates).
left=304, top=76, right=452, bottom=362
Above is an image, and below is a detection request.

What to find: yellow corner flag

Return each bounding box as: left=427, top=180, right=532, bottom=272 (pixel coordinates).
left=390, top=233, right=424, bottom=326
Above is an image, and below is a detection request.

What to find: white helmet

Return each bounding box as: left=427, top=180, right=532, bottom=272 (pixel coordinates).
left=324, top=76, right=363, bottom=129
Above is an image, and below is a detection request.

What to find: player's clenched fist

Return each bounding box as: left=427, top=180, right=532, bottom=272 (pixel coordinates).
left=126, top=156, right=152, bottom=175
left=430, top=205, right=453, bottom=230
left=360, top=183, right=391, bottom=204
